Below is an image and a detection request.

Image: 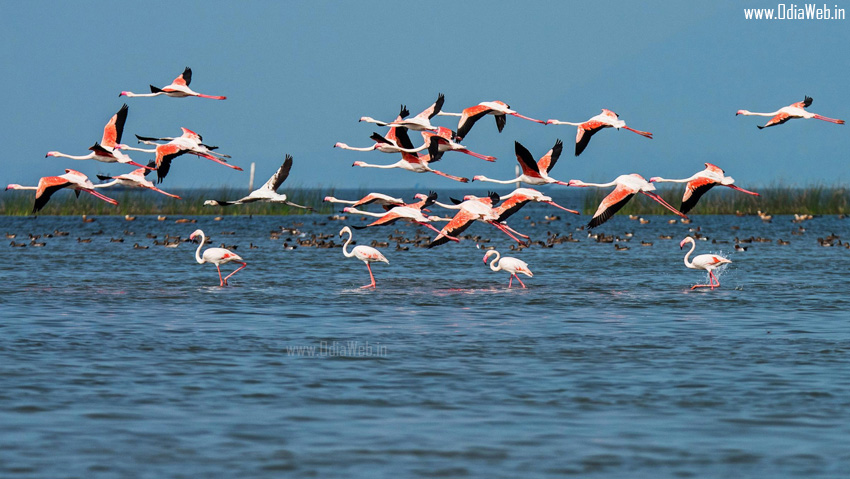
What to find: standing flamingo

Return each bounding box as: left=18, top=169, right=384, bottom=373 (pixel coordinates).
left=474, top=140, right=569, bottom=186
left=359, top=93, right=444, bottom=131
left=569, top=174, right=687, bottom=228
left=189, top=229, right=246, bottom=286
left=736, top=96, right=844, bottom=129
left=547, top=109, right=653, bottom=156
left=680, top=236, right=731, bottom=290
left=120, top=67, right=226, bottom=99
left=483, top=250, right=533, bottom=288
left=203, top=155, right=312, bottom=209
left=353, top=151, right=469, bottom=183
left=6, top=169, right=118, bottom=212
left=437, top=100, right=545, bottom=141
left=45, top=104, right=151, bottom=169
left=339, top=226, right=389, bottom=289
left=95, top=162, right=181, bottom=198
left=649, top=163, right=760, bottom=214
left=422, top=127, right=496, bottom=162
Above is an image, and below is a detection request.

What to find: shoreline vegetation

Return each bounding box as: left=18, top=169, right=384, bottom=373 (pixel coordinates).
left=1, top=184, right=847, bottom=216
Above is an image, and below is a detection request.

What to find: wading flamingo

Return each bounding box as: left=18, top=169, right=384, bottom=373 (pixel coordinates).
left=95, top=162, right=181, bottom=198
left=483, top=250, right=533, bottom=288
left=569, top=174, right=687, bottom=228
left=6, top=169, right=118, bottom=213
left=437, top=100, right=545, bottom=141
left=203, top=155, right=312, bottom=209
left=473, top=140, right=568, bottom=186
left=649, top=163, right=760, bottom=214
left=353, top=152, right=469, bottom=183
left=680, top=236, right=731, bottom=290
left=736, top=96, right=844, bottom=129
left=360, top=93, right=444, bottom=131
left=120, top=67, right=226, bottom=99
left=339, top=226, right=389, bottom=289
left=45, top=104, right=151, bottom=169
left=547, top=109, right=653, bottom=156
left=189, top=229, right=246, bottom=286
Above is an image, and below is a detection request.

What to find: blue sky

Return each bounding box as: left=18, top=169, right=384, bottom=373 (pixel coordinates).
left=3, top=1, right=848, bottom=190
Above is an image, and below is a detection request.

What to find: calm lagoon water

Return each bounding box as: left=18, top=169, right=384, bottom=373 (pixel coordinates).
left=1, top=208, right=849, bottom=478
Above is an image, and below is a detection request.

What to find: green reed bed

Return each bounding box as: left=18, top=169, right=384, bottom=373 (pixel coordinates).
left=0, top=187, right=336, bottom=216
left=581, top=184, right=849, bottom=216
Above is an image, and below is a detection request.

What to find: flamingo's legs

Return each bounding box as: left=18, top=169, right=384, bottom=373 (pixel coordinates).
left=514, top=274, right=527, bottom=289
left=361, top=262, right=377, bottom=289
left=223, top=262, right=247, bottom=285
left=216, top=264, right=225, bottom=286
left=508, top=275, right=513, bottom=288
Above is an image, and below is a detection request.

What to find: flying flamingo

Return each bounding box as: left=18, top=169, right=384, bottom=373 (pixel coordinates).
left=680, top=236, right=731, bottom=290
left=437, top=100, right=545, bottom=141
left=736, top=96, right=844, bottom=129
left=492, top=188, right=579, bottom=221
left=353, top=151, right=469, bottom=183
left=6, top=169, right=118, bottom=213
left=568, top=174, right=687, bottom=228
left=335, top=105, right=428, bottom=154
left=649, top=163, right=760, bottom=214
left=483, top=250, right=533, bottom=288
left=342, top=192, right=458, bottom=239
left=120, top=67, right=226, bottom=99
left=339, top=226, right=389, bottom=289
left=422, top=127, right=496, bottom=162
left=116, top=128, right=241, bottom=183
left=473, top=140, right=569, bottom=186
left=428, top=192, right=527, bottom=248
left=189, top=229, right=246, bottom=286
left=547, top=109, right=653, bottom=156
left=324, top=192, right=406, bottom=210
left=45, top=104, right=151, bottom=169
left=94, top=162, right=181, bottom=198
left=203, top=155, right=312, bottom=209
left=360, top=93, right=444, bottom=131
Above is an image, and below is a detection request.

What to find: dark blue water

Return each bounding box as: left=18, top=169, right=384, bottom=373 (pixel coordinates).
left=2, top=209, right=849, bottom=478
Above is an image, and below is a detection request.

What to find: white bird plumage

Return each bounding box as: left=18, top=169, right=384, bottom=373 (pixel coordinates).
left=483, top=249, right=533, bottom=288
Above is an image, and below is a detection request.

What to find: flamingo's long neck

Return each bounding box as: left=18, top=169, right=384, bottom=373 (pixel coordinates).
left=739, top=110, right=780, bottom=117
left=651, top=177, right=690, bottom=184
left=432, top=201, right=462, bottom=210
left=341, top=229, right=355, bottom=258
left=683, top=239, right=696, bottom=269
left=475, top=176, right=520, bottom=185
left=194, top=232, right=206, bottom=264
left=336, top=144, right=375, bottom=152
left=324, top=197, right=356, bottom=205
left=356, top=162, right=399, bottom=169
left=547, top=120, right=583, bottom=126
left=120, top=91, right=162, bottom=98
left=118, top=145, right=158, bottom=154
left=92, top=179, right=121, bottom=189
left=571, top=180, right=617, bottom=188
left=488, top=251, right=502, bottom=272
left=344, top=207, right=383, bottom=218
left=436, top=111, right=463, bottom=117
left=50, top=152, right=93, bottom=160
left=6, top=185, right=38, bottom=191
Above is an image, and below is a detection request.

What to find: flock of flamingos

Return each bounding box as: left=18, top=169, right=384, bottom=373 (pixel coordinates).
left=5, top=68, right=846, bottom=290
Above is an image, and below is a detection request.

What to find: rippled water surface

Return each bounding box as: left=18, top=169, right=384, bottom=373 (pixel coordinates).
left=2, top=209, right=849, bottom=478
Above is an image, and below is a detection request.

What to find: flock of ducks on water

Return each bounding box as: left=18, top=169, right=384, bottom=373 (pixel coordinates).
left=4, top=68, right=848, bottom=289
